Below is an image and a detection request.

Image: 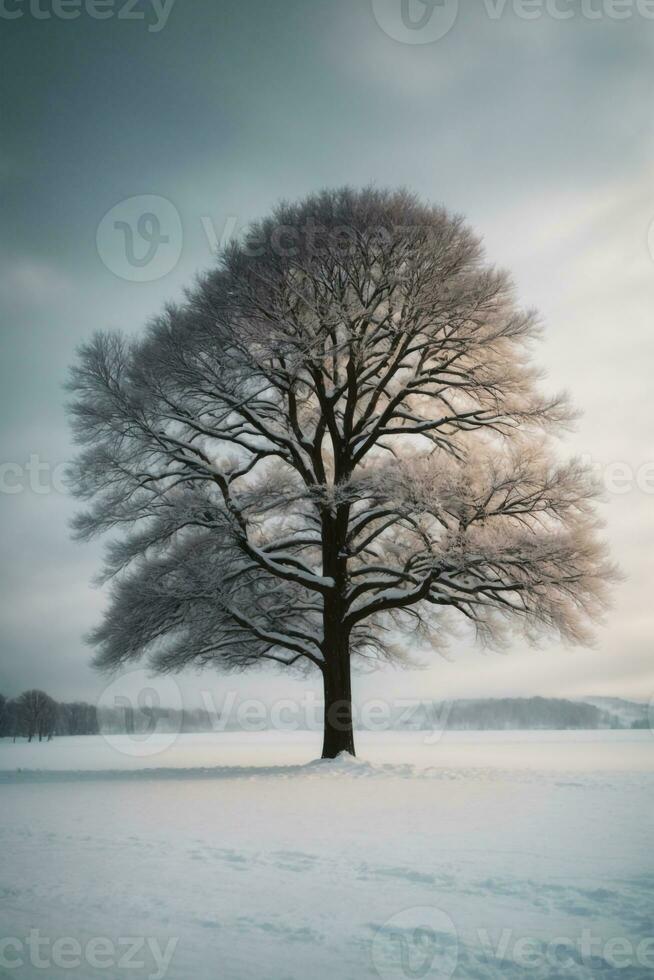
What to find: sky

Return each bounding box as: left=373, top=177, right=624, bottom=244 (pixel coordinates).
left=0, top=0, right=653, bottom=710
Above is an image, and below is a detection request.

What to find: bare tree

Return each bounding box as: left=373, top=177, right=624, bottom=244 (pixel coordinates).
left=1, top=698, right=20, bottom=742
left=67, top=188, right=615, bottom=758
left=15, top=690, right=57, bottom=742
left=59, top=700, right=99, bottom=736
left=0, top=693, right=7, bottom=738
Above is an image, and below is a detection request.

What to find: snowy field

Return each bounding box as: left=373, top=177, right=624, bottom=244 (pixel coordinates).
left=1, top=732, right=653, bottom=980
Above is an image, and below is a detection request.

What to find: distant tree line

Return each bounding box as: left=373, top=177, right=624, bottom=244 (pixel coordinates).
left=417, top=697, right=619, bottom=731
left=96, top=706, right=218, bottom=735
left=394, top=697, right=647, bottom=731
left=0, top=691, right=219, bottom=741
left=0, top=691, right=99, bottom=741
left=0, top=691, right=647, bottom=740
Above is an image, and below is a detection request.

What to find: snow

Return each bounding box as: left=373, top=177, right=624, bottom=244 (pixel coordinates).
left=1, top=732, right=653, bottom=979
left=2, top=729, right=652, bottom=774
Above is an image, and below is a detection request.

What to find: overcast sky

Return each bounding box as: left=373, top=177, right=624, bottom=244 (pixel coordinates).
left=1, top=0, right=652, bottom=708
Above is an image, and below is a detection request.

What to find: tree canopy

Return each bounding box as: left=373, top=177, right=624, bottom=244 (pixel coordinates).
left=67, top=187, right=615, bottom=755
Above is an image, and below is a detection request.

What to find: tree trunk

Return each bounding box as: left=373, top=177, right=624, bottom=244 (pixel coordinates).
left=321, top=650, right=355, bottom=759
left=320, top=499, right=355, bottom=758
